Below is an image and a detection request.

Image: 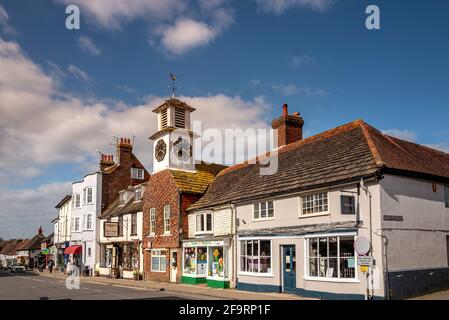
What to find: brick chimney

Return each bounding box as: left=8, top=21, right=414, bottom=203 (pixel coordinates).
left=38, top=226, right=43, bottom=235
left=272, top=104, right=304, bottom=148
left=117, top=138, right=133, bottom=165
left=99, top=154, right=115, bottom=171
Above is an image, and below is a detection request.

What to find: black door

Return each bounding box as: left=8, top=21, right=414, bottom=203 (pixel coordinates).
left=282, top=245, right=296, bottom=293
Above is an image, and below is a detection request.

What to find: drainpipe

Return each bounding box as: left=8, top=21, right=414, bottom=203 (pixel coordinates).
left=230, top=203, right=237, bottom=288
left=360, top=179, right=374, bottom=299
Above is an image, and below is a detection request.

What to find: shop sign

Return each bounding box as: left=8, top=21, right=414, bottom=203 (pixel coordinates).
left=357, top=256, right=374, bottom=266
left=41, top=249, right=49, bottom=255
left=183, top=240, right=226, bottom=247
left=104, top=222, right=119, bottom=237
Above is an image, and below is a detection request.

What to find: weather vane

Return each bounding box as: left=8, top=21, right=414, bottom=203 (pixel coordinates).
left=169, top=73, right=180, bottom=98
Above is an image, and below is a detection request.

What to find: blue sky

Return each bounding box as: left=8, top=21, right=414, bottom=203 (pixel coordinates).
left=1, top=0, right=449, bottom=238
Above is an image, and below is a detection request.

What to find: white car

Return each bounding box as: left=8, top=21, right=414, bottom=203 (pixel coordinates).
left=10, top=263, right=26, bottom=273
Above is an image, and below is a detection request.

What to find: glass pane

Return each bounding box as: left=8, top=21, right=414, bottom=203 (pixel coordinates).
left=246, top=241, right=253, bottom=257
left=240, top=241, right=246, bottom=257
left=309, top=257, right=318, bottom=277
left=340, top=258, right=356, bottom=279
left=253, top=204, right=259, bottom=219
left=309, top=238, right=318, bottom=257
left=260, top=241, right=271, bottom=273
left=152, top=257, right=159, bottom=271
left=261, top=203, right=267, bottom=218
left=240, top=256, right=247, bottom=272
left=340, top=237, right=355, bottom=258
left=328, top=258, right=338, bottom=278
left=160, top=257, right=166, bottom=271
left=210, top=247, right=224, bottom=277
left=206, top=214, right=212, bottom=231
left=319, top=238, right=328, bottom=258
left=253, top=240, right=259, bottom=256
left=267, top=201, right=274, bottom=217
left=197, top=247, right=207, bottom=276
left=319, top=258, right=327, bottom=277
left=329, top=237, right=338, bottom=257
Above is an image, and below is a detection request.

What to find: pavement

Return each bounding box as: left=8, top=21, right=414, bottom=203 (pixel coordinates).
left=0, top=270, right=205, bottom=300
left=409, top=290, right=449, bottom=300
left=32, top=269, right=307, bottom=300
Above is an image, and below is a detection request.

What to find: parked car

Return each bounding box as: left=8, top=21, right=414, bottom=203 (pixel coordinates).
left=10, top=263, right=26, bottom=273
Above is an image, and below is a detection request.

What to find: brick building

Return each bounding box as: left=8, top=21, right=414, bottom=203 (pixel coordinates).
left=142, top=98, right=225, bottom=283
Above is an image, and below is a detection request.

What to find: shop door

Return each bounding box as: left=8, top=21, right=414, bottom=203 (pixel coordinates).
left=170, top=249, right=178, bottom=283
left=282, top=245, right=296, bottom=293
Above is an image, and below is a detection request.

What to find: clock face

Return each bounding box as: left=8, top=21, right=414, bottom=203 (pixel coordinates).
left=173, top=137, right=192, bottom=161
left=155, top=139, right=167, bottom=162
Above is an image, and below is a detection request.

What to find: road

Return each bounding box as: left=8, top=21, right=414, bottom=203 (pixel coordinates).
left=0, top=270, right=204, bottom=300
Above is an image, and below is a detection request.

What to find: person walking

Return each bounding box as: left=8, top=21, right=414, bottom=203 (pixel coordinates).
left=48, top=259, right=54, bottom=273
left=66, top=260, right=72, bottom=276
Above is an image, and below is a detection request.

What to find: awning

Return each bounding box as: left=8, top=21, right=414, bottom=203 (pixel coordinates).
left=64, top=245, right=82, bottom=255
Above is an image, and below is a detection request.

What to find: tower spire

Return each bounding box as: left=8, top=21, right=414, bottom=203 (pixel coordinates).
left=169, top=73, right=179, bottom=98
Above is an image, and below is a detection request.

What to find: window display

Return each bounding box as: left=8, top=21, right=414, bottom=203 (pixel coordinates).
left=209, top=247, right=224, bottom=277
left=183, top=247, right=196, bottom=275
left=240, top=240, right=271, bottom=274
left=197, top=247, right=207, bottom=276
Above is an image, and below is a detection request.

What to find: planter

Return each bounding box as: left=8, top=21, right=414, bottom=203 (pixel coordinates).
left=94, top=270, right=100, bottom=277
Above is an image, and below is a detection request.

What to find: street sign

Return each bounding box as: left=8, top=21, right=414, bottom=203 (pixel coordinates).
left=360, top=265, right=369, bottom=273
left=41, top=249, right=49, bottom=255
left=354, top=236, right=371, bottom=255
left=357, top=256, right=374, bottom=266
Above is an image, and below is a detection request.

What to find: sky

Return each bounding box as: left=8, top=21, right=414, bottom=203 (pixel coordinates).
left=1, top=0, right=449, bottom=238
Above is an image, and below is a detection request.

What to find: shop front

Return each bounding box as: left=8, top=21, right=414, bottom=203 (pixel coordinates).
left=182, top=239, right=231, bottom=289
left=99, top=241, right=141, bottom=279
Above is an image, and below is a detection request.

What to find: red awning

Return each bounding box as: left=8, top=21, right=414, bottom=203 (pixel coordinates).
left=64, top=245, right=82, bottom=255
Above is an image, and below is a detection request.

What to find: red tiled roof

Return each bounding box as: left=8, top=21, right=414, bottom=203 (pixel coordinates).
left=189, top=120, right=449, bottom=210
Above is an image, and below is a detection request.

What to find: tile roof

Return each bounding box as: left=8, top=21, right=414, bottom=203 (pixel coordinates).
left=101, top=184, right=147, bottom=219
left=169, top=162, right=227, bottom=194
left=21, top=233, right=46, bottom=251
left=0, top=239, right=24, bottom=255
left=55, top=195, right=71, bottom=209
left=189, top=120, right=449, bottom=211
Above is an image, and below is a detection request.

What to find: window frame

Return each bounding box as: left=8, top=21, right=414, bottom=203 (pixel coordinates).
left=300, top=192, right=330, bottom=217
left=195, top=212, right=213, bottom=235
left=118, top=215, right=124, bottom=237
left=134, top=187, right=142, bottom=202
left=131, top=213, right=138, bottom=236
left=238, top=239, right=273, bottom=276
left=304, top=233, right=358, bottom=283
left=253, top=201, right=275, bottom=221
left=149, top=208, right=156, bottom=235
left=131, top=168, right=144, bottom=180
left=151, top=249, right=167, bottom=272
left=163, top=205, right=171, bottom=235
left=73, top=194, right=81, bottom=208
left=86, top=213, right=93, bottom=230
left=74, top=217, right=80, bottom=232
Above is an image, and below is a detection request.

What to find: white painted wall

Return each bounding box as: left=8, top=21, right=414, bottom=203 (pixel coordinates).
left=380, top=174, right=449, bottom=271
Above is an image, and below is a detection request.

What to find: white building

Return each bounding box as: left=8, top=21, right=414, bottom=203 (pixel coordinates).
left=53, top=195, right=72, bottom=267
left=68, top=173, right=102, bottom=274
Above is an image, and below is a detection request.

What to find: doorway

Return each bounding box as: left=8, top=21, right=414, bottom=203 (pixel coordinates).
left=282, top=245, right=296, bottom=293
left=170, top=249, right=178, bottom=283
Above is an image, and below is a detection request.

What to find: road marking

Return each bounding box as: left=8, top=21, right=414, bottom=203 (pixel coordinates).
left=94, top=289, right=102, bottom=292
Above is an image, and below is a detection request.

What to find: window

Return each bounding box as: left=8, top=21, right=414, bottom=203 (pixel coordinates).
left=73, top=194, right=81, bottom=208
left=151, top=250, right=167, bottom=272
left=87, top=247, right=91, bottom=257
left=341, top=195, right=356, bottom=215
left=253, top=201, right=274, bottom=220
left=86, top=214, right=93, bottom=230
left=134, top=188, right=142, bottom=201
left=306, top=236, right=356, bottom=280
left=149, top=208, right=156, bottom=235
left=123, top=243, right=139, bottom=270
left=302, top=192, right=329, bottom=215
left=118, top=216, right=124, bottom=237
left=131, top=213, right=138, bottom=235
left=163, top=205, right=171, bottom=234
left=119, top=192, right=127, bottom=205
left=240, top=240, right=271, bottom=274
left=196, top=212, right=213, bottom=234
left=174, top=107, right=186, bottom=128
left=74, top=217, right=80, bottom=231
left=131, top=168, right=144, bottom=180
left=86, top=187, right=93, bottom=204
left=445, top=185, right=449, bottom=208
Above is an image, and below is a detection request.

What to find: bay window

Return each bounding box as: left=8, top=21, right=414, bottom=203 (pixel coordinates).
left=253, top=201, right=274, bottom=220
left=151, top=250, right=167, bottom=272
left=306, top=235, right=356, bottom=280
left=240, top=240, right=271, bottom=274
left=302, top=192, right=328, bottom=215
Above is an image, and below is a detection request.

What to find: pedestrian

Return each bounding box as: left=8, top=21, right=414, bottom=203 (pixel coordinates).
left=66, top=260, right=72, bottom=276
left=48, top=259, right=54, bottom=273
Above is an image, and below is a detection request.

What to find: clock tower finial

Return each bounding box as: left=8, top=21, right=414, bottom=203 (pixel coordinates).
left=169, top=73, right=179, bottom=99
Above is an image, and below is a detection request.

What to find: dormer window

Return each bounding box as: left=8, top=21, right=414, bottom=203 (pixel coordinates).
left=119, top=192, right=127, bottom=205
left=131, top=168, right=144, bottom=180
left=161, top=108, right=168, bottom=129
left=174, top=107, right=186, bottom=129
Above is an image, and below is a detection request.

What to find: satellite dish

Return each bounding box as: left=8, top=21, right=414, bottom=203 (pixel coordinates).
left=354, top=236, right=371, bottom=256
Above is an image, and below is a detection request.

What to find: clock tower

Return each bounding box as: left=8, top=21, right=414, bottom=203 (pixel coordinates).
left=150, top=98, right=197, bottom=173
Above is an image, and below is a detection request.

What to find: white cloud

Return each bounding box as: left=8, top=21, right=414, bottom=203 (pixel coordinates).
left=0, top=4, right=16, bottom=35
left=160, top=19, right=217, bottom=55
left=382, top=129, right=417, bottom=142
left=290, top=54, right=314, bottom=68
left=256, top=0, right=334, bottom=15
left=272, top=84, right=328, bottom=96
left=68, top=64, right=92, bottom=82
left=78, top=36, right=101, bottom=56
left=0, top=182, right=72, bottom=239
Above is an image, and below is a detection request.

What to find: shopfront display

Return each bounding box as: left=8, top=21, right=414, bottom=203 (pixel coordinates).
left=182, top=240, right=230, bottom=288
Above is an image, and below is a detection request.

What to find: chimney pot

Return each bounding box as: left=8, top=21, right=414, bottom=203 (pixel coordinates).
left=282, top=104, right=288, bottom=116
left=293, top=112, right=300, bottom=117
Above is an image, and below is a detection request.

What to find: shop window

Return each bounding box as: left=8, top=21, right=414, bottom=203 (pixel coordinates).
left=209, top=247, right=226, bottom=278
left=302, top=192, right=328, bottom=215
left=196, top=212, right=213, bottom=234
left=151, top=250, right=167, bottom=272
left=240, top=240, right=271, bottom=274
left=100, top=246, right=112, bottom=268
left=123, top=244, right=138, bottom=270
left=253, top=201, right=274, bottom=220
left=306, top=236, right=356, bottom=280
left=183, top=247, right=207, bottom=276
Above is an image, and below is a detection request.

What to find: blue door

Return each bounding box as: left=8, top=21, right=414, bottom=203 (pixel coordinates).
left=282, top=246, right=296, bottom=293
